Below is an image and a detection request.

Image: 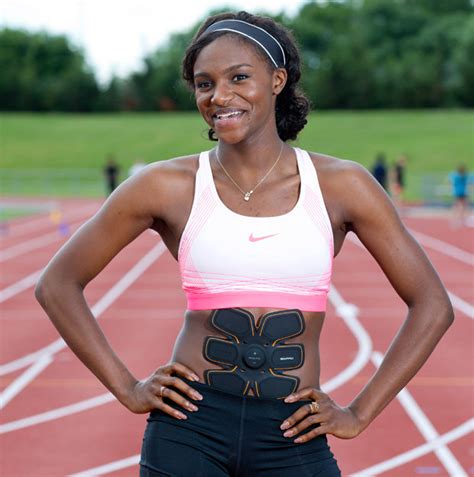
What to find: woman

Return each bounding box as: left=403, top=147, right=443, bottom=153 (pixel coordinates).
left=391, top=155, right=407, bottom=213
left=36, top=11, right=454, bottom=477
left=449, top=164, right=470, bottom=228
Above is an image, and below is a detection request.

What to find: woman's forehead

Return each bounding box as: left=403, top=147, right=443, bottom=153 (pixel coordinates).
left=194, top=35, right=268, bottom=72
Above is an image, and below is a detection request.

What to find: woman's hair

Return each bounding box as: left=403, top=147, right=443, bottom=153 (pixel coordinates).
left=182, top=11, right=310, bottom=142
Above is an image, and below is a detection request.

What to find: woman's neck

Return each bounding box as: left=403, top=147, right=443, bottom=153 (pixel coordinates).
left=217, top=134, right=285, bottom=170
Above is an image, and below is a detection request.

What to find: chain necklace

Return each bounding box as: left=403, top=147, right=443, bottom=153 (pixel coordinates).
left=215, top=143, right=284, bottom=201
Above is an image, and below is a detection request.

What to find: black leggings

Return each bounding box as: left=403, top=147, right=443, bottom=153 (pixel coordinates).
left=140, top=380, right=341, bottom=476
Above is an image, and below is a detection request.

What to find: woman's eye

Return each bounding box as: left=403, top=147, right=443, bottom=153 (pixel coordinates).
left=233, top=74, right=248, bottom=82
left=196, top=81, right=211, bottom=89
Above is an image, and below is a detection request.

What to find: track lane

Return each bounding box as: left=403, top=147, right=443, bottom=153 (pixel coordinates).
left=0, top=199, right=101, bottom=245
left=328, top=234, right=472, bottom=475
left=1, top=252, right=364, bottom=475
left=404, top=215, right=474, bottom=254
left=1, top=205, right=471, bottom=476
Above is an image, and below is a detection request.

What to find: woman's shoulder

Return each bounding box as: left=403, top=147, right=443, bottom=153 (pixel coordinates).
left=108, top=153, right=202, bottom=219
left=306, top=151, right=372, bottom=186
left=146, top=153, right=201, bottom=180
left=128, top=153, right=200, bottom=194
left=305, top=150, right=388, bottom=222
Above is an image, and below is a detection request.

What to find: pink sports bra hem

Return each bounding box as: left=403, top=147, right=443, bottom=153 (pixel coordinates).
left=186, top=291, right=327, bottom=312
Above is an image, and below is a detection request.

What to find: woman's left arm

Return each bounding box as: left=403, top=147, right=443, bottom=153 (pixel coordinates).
left=282, top=161, right=454, bottom=442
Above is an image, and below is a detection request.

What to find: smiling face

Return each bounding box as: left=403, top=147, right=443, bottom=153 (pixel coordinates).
left=193, top=34, right=287, bottom=144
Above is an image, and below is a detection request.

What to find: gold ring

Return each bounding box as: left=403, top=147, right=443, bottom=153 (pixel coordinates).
left=309, top=401, right=320, bottom=414
left=159, top=385, right=165, bottom=398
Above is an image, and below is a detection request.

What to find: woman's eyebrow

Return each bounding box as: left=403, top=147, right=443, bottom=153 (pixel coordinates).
left=194, top=63, right=253, bottom=79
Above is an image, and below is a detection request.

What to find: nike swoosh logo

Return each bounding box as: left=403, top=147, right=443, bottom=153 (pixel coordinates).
left=249, top=233, right=279, bottom=242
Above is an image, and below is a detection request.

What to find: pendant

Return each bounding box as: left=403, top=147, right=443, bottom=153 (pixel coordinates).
left=244, top=191, right=253, bottom=201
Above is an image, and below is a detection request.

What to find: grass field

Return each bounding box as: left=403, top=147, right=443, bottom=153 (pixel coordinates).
left=1, top=110, right=473, bottom=200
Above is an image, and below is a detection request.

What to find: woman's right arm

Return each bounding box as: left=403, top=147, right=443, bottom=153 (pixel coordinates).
left=35, top=163, right=201, bottom=416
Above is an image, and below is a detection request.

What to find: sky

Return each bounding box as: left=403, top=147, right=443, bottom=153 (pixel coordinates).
left=1, top=0, right=307, bottom=84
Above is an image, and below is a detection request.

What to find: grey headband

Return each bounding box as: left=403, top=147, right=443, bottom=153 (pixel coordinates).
left=203, top=19, right=286, bottom=68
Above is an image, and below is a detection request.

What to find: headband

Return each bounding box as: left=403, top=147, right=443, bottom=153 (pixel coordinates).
left=203, top=19, right=286, bottom=68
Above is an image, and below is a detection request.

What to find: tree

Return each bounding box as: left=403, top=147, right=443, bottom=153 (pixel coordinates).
left=289, top=2, right=358, bottom=107
left=95, top=76, right=124, bottom=111
left=2, top=2, right=473, bottom=111
left=127, top=29, right=196, bottom=111
left=404, top=0, right=473, bottom=15
left=453, top=15, right=474, bottom=105
left=0, top=28, right=99, bottom=111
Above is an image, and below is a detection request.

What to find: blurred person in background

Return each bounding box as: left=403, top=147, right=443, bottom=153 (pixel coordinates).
left=449, top=163, right=471, bottom=228
left=103, top=154, right=120, bottom=195
left=36, top=11, right=454, bottom=477
left=391, top=155, right=407, bottom=213
left=371, top=152, right=388, bottom=191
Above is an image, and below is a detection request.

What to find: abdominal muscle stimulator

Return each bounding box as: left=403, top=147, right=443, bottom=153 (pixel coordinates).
left=203, top=308, right=305, bottom=399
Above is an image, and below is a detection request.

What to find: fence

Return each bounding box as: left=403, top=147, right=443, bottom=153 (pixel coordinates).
left=0, top=169, right=109, bottom=198
left=418, top=173, right=453, bottom=206
left=0, top=169, right=464, bottom=206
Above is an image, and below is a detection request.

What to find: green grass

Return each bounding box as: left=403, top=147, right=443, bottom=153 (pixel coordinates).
left=1, top=111, right=473, bottom=200
left=0, top=208, right=38, bottom=221
left=0, top=202, right=49, bottom=221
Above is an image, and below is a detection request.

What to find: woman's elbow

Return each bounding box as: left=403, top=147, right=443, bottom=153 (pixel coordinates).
left=433, top=294, right=455, bottom=331
left=35, top=268, right=70, bottom=309
left=443, top=300, right=455, bottom=328
left=34, top=272, right=55, bottom=309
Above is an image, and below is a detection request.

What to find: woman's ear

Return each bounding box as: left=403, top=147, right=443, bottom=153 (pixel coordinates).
left=272, top=68, right=288, bottom=96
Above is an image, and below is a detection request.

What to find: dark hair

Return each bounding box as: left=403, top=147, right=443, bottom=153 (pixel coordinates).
left=182, top=11, right=310, bottom=142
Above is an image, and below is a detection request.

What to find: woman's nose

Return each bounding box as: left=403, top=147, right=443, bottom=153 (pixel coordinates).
left=211, top=81, right=233, bottom=106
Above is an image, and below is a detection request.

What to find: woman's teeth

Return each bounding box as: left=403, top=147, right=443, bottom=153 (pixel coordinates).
left=215, top=111, right=242, bottom=119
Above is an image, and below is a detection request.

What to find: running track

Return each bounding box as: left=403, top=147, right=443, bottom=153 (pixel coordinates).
left=1, top=198, right=472, bottom=476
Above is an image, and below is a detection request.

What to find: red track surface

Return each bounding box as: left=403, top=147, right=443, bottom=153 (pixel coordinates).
left=1, top=199, right=472, bottom=476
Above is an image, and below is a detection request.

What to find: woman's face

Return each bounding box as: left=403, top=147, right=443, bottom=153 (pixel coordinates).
left=193, top=35, right=286, bottom=144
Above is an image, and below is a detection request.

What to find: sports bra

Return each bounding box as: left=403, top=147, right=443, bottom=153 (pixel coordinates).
left=177, top=147, right=334, bottom=312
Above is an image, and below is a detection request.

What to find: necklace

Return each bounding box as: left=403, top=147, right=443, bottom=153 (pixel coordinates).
left=215, top=143, right=284, bottom=201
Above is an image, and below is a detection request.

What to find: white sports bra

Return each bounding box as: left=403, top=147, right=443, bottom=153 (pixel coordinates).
left=178, top=147, right=334, bottom=312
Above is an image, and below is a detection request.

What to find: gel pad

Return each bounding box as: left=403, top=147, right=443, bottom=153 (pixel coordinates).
left=203, top=308, right=305, bottom=399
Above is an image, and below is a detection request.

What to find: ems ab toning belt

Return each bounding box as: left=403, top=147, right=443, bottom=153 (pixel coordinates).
left=203, top=308, right=305, bottom=399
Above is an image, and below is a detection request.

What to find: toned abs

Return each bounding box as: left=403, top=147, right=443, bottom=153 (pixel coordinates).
left=171, top=308, right=325, bottom=394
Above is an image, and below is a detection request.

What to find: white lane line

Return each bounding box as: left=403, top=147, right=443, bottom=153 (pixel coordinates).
left=0, top=239, right=169, bottom=305
left=0, top=219, right=84, bottom=262
left=448, top=291, right=474, bottom=320
left=370, top=351, right=467, bottom=477
left=0, top=240, right=167, bottom=398
left=324, top=286, right=372, bottom=393
left=69, top=455, right=140, bottom=477
left=0, top=269, right=42, bottom=303
left=0, top=339, right=65, bottom=376
left=411, top=230, right=473, bottom=266
left=0, top=393, right=115, bottom=434
left=5, top=203, right=99, bottom=238
left=346, top=234, right=474, bottom=320
left=352, top=418, right=474, bottom=476
left=0, top=354, right=54, bottom=409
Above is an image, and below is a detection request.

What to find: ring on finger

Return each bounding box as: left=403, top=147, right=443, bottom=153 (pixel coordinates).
left=158, top=385, right=166, bottom=398
left=309, top=401, right=320, bottom=414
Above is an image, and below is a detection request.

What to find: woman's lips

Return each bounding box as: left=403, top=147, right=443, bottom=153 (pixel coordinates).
left=212, top=110, right=246, bottom=127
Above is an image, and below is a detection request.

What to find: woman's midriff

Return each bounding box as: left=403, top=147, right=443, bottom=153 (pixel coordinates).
left=170, top=307, right=326, bottom=395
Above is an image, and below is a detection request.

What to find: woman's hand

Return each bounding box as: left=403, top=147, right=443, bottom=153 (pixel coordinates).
left=281, top=387, right=363, bottom=443
left=124, top=362, right=203, bottom=419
